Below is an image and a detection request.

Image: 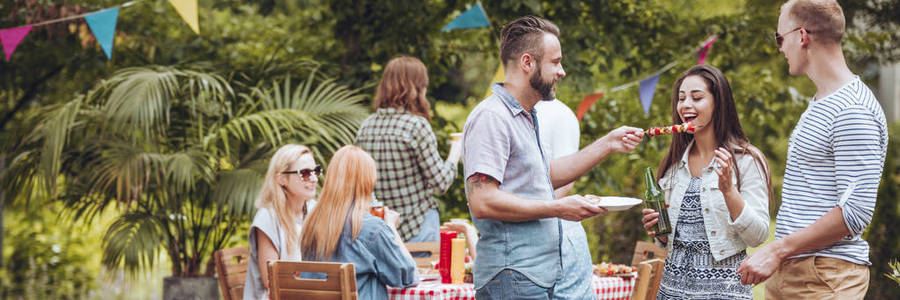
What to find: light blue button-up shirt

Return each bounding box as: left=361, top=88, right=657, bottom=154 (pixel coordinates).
left=303, top=214, right=419, bottom=299
left=462, top=83, right=563, bottom=290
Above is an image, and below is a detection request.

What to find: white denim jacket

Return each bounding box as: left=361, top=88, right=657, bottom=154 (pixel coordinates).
left=657, top=141, right=770, bottom=261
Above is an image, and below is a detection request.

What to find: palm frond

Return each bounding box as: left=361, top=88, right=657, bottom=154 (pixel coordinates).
left=166, top=150, right=214, bottom=196
left=101, top=211, right=163, bottom=275
left=38, top=97, right=83, bottom=197
left=96, top=66, right=232, bottom=135
left=1, top=150, right=46, bottom=206
left=211, top=167, right=266, bottom=217
left=77, top=142, right=169, bottom=205
left=242, top=72, right=369, bottom=155
left=204, top=109, right=326, bottom=155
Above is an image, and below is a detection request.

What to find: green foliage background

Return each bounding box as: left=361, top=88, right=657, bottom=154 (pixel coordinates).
left=1, top=0, right=898, bottom=298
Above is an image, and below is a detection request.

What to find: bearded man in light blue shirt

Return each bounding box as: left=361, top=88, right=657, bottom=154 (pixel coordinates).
left=462, top=16, right=645, bottom=299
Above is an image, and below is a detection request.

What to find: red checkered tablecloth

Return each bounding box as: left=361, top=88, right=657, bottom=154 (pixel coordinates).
left=388, top=274, right=634, bottom=300
left=593, top=274, right=636, bottom=300
left=389, top=282, right=476, bottom=300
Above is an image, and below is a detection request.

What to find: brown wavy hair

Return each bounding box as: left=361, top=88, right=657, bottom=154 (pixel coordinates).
left=374, top=56, right=432, bottom=119
left=657, top=65, right=772, bottom=201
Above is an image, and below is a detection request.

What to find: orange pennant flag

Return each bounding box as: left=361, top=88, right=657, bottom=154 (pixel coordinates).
left=575, top=92, right=603, bottom=122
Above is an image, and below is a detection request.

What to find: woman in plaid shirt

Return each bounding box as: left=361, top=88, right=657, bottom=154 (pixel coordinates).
left=355, top=56, right=463, bottom=244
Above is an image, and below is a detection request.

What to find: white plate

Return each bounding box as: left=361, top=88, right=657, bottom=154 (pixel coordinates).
left=590, top=196, right=642, bottom=211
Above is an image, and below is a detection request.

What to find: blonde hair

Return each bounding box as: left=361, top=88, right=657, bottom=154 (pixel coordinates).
left=782, top=0, right=845, bottom=45
left=255, top=144, right=313, bottom=256
left=373, top=56, right=432, bottom=119
left=300, top=145, right=377, bottom=260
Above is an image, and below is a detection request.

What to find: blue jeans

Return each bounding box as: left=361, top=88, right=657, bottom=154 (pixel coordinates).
left=406, top=208, right=439, bottom=257
left=475, top=269, right=553, bottom=300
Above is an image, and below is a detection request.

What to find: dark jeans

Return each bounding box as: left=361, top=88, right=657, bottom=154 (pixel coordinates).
left=475, top=269, right=552, bottom=300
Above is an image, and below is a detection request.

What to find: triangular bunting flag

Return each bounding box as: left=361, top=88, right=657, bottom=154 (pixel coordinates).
left=575, top=92, right=603, bottom=122
left=169, top=0, right=199, bottom=34
left=442, top=2, right=490, bottom=32
left=0, top=25, right=32, bottom=61
left=483, top=63, right=505, bottom=99
left=84, top=7, right=119, bottom=59
left=697, top=35, right=717, bottom=65
left=639, top=74, right=661, bottom=115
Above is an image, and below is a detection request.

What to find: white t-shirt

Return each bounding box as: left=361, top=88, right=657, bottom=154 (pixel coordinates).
left=535, top=99, right=593, bottom=298
left=535, top=99, right=580, bottom=159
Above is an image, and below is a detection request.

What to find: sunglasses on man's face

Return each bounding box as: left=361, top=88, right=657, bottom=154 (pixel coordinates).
left=282, top=165, right=322, bottom=181
left=774, top=27, right=806, bottom=47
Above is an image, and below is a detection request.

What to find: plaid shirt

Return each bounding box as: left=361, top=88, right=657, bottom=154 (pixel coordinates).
left=355, top=108, right=457, bottom=240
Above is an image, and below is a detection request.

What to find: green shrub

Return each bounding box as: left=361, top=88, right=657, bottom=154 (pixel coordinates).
left=1, top=204, right=97, bottom=299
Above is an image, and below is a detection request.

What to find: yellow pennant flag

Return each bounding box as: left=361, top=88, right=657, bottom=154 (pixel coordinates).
left=169, top=0, right=199, bottom=34
left=483, top=63, right=505, bottom=99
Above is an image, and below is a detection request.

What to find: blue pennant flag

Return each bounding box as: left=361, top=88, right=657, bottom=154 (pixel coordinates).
left=84, top=7, right=119, bottom=59
left=639, top=73, right=661, bottom=115
left=441, top=2, right=490, bottom=32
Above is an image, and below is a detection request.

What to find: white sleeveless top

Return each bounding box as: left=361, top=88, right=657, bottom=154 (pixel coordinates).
left=243, top=207, right=304, bottom=300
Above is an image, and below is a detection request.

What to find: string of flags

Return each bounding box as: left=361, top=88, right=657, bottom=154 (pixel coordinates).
left=7, top=0, right=717, bottom=121
left=0, top=0, right=199, bottom=61
left=589, top=36, right=715, bottom=119
left=441, top=2, right=718, bottom=120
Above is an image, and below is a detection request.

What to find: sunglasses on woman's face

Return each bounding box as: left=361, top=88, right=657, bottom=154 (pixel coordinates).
left=282, top=165, right=322, bottom=181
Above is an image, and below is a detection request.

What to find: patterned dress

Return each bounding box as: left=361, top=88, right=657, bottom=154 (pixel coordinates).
left=657, top=178, right=752, bottom=300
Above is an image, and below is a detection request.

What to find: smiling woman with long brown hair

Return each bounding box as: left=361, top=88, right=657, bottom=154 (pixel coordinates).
left=641, top=65, right=772, bottom=299
left=300, top=145, right=418, bottom=299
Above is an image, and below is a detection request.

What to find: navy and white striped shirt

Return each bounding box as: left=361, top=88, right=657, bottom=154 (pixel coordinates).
left=775, top=76, right=888, bottom=265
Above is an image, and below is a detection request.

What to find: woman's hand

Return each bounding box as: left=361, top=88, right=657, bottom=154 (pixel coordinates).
left=440, top=222, right=470, bottom=234
left=641, top=208, right=668, bottom=244
left=714, top=147, right=736, bottom=193
left=384, top=208, right=401, bottom=228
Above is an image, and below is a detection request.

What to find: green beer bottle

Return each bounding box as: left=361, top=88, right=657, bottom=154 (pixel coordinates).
left=643, top=167, right=671, bottom=236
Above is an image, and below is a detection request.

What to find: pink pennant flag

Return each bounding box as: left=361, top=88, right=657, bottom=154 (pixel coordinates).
left=697, top=35, right=717, bottom=65
left=0, top=25, right=33, bottom=61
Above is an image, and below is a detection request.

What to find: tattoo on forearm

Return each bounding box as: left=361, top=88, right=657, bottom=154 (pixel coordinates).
left=466, top=173, right=494, bottom=196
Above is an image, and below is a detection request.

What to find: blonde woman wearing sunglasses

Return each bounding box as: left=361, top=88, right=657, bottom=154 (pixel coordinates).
left=244, top=144, right=321, bottom=299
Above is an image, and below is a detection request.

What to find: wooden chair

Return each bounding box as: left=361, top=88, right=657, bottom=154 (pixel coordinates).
left=631, top=258, right=665, bottom=300
left=631, top=261, right=654, bottom=300
left=214, top=246, right=250, bottom=300
left=404, top=241, right=440, bottom=269
left=631, top=240, right=668, bottom=266
left=267, top=261, right=357, bottom=300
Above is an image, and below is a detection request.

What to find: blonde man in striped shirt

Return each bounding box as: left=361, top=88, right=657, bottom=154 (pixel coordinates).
left=738, top=1, right=888, bottom=298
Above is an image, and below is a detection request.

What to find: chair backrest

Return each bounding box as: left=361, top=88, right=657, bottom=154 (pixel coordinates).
left=404, top=241, right=440, bottom=269
left=631, top=261, right=655, bottom=300
left=631, top=241, right=668, bottom=266
left=214, top=246, right=250, bottom=300
left=643, top=258, right=665, bottom=300
left=267, top=261, right=358, bottom=300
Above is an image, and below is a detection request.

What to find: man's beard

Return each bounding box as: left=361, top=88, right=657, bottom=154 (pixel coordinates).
left=529, top=64, right=555, bottom=100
